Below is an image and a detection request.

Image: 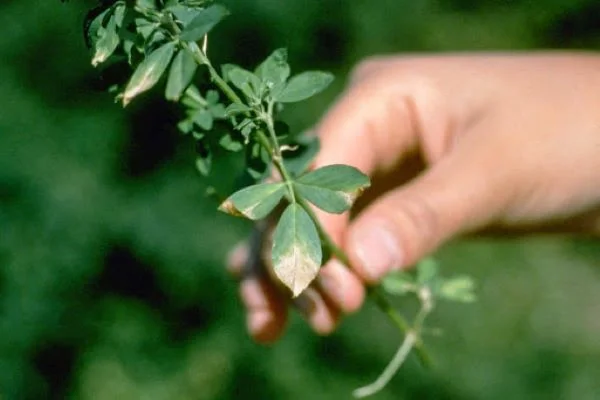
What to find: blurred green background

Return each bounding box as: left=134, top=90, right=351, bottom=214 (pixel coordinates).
left=1, top=0, right=600, bottom=399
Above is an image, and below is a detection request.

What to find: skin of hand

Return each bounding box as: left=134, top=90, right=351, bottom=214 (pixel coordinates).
left=227, top=52, right=600, bottom=344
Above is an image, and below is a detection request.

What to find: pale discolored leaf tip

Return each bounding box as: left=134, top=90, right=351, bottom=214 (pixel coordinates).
left=217, top=199, right=244, bottom=217
left=271, top=204, right=322, bottom=297
left=273, top=244, right=320, bottom=297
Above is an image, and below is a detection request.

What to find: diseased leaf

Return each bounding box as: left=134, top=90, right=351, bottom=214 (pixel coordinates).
left=294, top=164, right=370, bottom=214
left=383, top=271, right=417, bottom=296
left=272, top=204, right=322, bottom=297
left=439, top=276, right=476, bottom=303
left=255, top=48, right=290, bottom=98
left=165, top=48, right=198, bottom=101
left=179, top=4, right=230, bottom=42
left=219, top=183, right=285, bottom=220
left=278, top=71, right=334, bottom=103
left=122, top=41, right=176, bottom=106
left=91, top=12, right=119, bottom=67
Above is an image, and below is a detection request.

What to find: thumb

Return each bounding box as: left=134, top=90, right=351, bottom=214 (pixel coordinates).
left=344, top=140, right=511, bottom=283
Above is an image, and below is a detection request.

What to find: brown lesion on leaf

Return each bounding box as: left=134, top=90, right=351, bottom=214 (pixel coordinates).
left=218, top=199, right=244, bottom=217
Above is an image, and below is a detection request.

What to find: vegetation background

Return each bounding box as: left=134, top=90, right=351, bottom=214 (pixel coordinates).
left=1, top=0, right=599, bottom=398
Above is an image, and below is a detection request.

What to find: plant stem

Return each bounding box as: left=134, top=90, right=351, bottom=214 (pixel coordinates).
left=185, top=43, right=432, bottom=371
left=353, top=332, right=418, bottom=399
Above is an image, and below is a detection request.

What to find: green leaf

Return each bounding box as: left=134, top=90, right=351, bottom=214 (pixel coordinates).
left=167, top=4, right=202, bottom=28
left=245, top=140, right=270, bottom=180
left=294, top=164, right=370, bottom=214
left=122, top=41, right=176, bottom=106
left=219, top=133, right=244, bottom=152
left=177, top=118, right=194, bottom=134
left=382, top=271, right=416, bottom=296
left=416, top=257, right=439, bottom=285
left=192, top=108, right=213, bottom=130
left=181, top=85, right=206, bottom=109
left=91, top=12, right=120, bottom=67
left=225, top=103, right=251, bottom=117
left=278, top=71, right=334, bottom=103
left=219, top=183, right=285, bottom=220
left=272, top=204, right=322, bottom=297
left=255, top=48, right=290, bottom=98
left=439, top=276, right=477, bottom=303
left=165, top=48, right=198, bottom=101
left=227, top=67, right=261, bottom=99
left=179, top=4, right=230, bottom=42
left=195, top=139, right=211, bottom=176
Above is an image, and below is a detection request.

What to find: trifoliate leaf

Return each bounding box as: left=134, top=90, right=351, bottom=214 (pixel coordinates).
left=165, top=48, right=198, bottom=101
left=294, top=164, right=370, bottom=214
left=439, top=276, right=477, bottom=303
left=219, top=182, right=285, bottom=220
left=278, top=71, right=334, bottom=103
left=122, top=41, right=176, bottom=106
left=272, top=204, right=322, bottom=297
left=179, top=4, right=230, bottom=42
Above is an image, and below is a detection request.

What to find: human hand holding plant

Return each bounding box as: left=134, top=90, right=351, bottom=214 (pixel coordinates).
left=73, top=0, right=600, bottom=396
left=231, top=52, right=600, bottom=347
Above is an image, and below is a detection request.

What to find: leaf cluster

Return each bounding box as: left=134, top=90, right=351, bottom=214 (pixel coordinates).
left=84, top=0, right=367, bottom=297
left=383, top=258, right=477, bottom=304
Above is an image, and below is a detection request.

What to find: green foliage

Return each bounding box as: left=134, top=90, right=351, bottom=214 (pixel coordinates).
left=295, top=164, right=370, bottom=214
left=219, top=182, right=286, bottom=220
left=179, top=4, right=230, bottom=42
left=78, top=0, right=478, bottom=397
left=165, top=47, right=197, bottom=101
left=277, top=71, right=335, bottom=103
left=122, top=41, right=176, bottom=105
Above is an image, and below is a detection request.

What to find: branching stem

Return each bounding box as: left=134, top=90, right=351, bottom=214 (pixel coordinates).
left=186, top=43, right=432, bottom=383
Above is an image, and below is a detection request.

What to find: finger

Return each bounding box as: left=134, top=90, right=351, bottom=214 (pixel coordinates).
left=293, top=287, right=340, bottom=335
left=240, top=277, right=288, bottom=344
left=317, top=258, right=365, bottom=314
left=344, top=133, right=513, bottom=282
left=226, top=241, right=249, bottom=278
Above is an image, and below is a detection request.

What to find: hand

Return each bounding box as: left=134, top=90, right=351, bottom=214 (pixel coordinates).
left=228, top=53, right=600, bottom=343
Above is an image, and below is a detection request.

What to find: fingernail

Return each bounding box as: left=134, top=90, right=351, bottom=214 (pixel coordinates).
left=351, top=223, right=404, bottom=281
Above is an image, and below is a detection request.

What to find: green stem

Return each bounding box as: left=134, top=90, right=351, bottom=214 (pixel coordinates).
left=184, top=41, right=432, bottom=369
